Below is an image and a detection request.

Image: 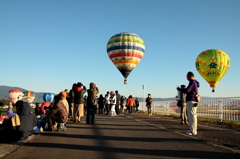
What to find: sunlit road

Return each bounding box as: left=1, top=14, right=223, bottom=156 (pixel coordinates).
left=3, top=115, right=239, bottom=159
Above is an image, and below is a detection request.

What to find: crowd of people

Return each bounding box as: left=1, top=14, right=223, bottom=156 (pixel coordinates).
left=0, top=71, right=199, bottom=142
left=0, top=82, right=146, bottom=142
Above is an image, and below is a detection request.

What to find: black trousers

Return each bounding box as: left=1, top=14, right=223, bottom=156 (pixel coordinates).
left=99, top=106, right=104, bottom=114
left=115, top=103, right=120, bottom=114
left=47, top=113, right=58, bottom=128
left=105, top=104, right=111, bottom=114
left=86, top=105, right=96, bottom=124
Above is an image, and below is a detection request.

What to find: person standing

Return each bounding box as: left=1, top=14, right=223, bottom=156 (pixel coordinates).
left=115, top=90, right=121, bottom=115
left=109, top=91, right=117, bottom=116
left=98, top=94, right=104, bottom=114
left=126, top=95, right=135, bottom=114
left=68, top=83, right=76, bottom=118
left=86, top=83, right=99, bottom=124
left=120, top=96, right=126, bottom=113
left=84, top=95, right=87, bottom=114
left=135, top=98, right=139, bottom=112
left=177, top=85, right=188, bottom=125
left=105, top=92, right=110, bottom=115
left=146, top=94, right=153, bottom=116
left=73, top=82, right=86, bottom=122
left=177, top=71, right=200, bottom=135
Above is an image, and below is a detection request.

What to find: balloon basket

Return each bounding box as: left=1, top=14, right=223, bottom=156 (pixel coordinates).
left=212, top=88, right=215, bottom=92
left=124, top=79, right=128, bottom=84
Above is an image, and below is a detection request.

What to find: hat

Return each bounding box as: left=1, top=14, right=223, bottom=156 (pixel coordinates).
left=90, top=82, right=95, bottom=89
left=60, top=91, right=67, bottom=99
left=110, top=91, right=114, bottom=94
left=77, top=82, right=83, bottom=87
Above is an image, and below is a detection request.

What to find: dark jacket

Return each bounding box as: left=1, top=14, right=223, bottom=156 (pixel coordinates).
left=98, top=96, right=104, bottom=108
left=177, top=92, right=187, bottom=107
left=87, top=87, right=99, bottom=106
left=135, top=99, right=139, bottom=107
left=120, top=96, right=126, bottom=105
left=74, top=86, right=87, bottom=104
left=17, top=102, right=37, bottom=141
left=146, top=97, right=152, bottom=106
left=68, top=89, right=74, bottom=103
left=178, top=80, right=200, bottom=102
left=51, top=100, right=68, bottom=123
left=35, top=106, right=42, bottom=115
left=116, top=93, right=121, bottom=104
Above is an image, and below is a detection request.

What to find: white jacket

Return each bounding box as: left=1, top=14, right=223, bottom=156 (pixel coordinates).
left=105, top=94, right=110, bottom=104
left=110, top=95, right=116, bottom=105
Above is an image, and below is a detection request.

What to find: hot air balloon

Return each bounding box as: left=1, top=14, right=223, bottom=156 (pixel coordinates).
left=22, top=91, right=36, bottom=103
left=107, top=32, right=145, bottom=84
left=8, top=89, right=23, bottom=104
left=43, top=93, right=55, bottom=103
left=41, top=102, right=51, bottom=109
left=195, top=49, right=230, bottom=92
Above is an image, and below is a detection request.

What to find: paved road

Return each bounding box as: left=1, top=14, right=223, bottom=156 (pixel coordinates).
left=3, top=114, right=240, bottom=159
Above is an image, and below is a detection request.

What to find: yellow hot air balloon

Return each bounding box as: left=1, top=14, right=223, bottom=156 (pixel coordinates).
left=196, top=49, right=230, bottom=92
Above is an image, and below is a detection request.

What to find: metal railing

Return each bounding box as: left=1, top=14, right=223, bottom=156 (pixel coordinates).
left=139, top=97, right=240, bottom=122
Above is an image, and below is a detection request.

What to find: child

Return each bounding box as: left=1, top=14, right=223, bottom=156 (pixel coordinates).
left=177, top=85, right=188, bottom=124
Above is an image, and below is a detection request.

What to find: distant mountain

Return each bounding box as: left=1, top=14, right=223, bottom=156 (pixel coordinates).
left=0, top=85, right=50, bottom=103
left=136, top=96, right=214, bottom=102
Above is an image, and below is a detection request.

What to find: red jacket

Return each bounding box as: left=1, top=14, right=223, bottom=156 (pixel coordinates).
left=126, top=98, right=135, bottom=107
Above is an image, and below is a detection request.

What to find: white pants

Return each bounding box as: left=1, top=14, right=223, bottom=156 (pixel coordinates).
left=110, top=105, right=116, bottom=116
left=186, top=101, right=197, bottom=134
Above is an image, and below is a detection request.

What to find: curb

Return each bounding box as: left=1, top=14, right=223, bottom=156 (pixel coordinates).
left=0, top=134, right=37, bottom=158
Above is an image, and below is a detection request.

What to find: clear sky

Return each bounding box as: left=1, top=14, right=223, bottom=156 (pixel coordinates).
left=0, top=0, right=239, bottom=98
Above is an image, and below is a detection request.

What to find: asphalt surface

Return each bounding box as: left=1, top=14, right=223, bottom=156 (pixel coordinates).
left=2, top=114, right=240, bottom=159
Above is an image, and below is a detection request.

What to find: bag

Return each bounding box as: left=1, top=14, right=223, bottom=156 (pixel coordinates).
left=195, top=94, right=201, bottom=102
left=177, top=100, right=182, bottom=107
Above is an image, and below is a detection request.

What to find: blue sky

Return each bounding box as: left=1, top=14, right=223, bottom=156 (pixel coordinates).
left=0, top=0, right=239, bottom=98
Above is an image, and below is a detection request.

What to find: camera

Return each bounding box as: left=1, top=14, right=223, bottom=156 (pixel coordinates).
left=194, top=103, right=198, bottom=107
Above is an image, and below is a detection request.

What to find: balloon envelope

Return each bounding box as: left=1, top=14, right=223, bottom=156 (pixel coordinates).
left=196, top=49, right=230, bottom=89
left=8, top=89, right=23, bottom=104
left=43, top=93, right=55, bottom=103
left=107, top=32, right=145, bottom=79
left=22, top=91, right=36, bottom=103
left=41, top=102, right=51, bottom=109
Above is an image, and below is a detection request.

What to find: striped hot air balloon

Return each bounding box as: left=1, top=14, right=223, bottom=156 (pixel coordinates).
left=23, top=91, right=36, bottom=103
left=107, top=32, right=145, bottom=84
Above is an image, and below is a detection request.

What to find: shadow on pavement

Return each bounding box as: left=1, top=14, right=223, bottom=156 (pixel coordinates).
left=24, top=142, right=240, bottom=159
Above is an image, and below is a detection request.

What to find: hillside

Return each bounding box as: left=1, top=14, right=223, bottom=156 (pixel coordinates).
left=0, top=85, right=48, bottom=103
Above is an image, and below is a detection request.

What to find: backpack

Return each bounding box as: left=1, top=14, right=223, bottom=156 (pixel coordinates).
left=177, top=92, right=186, bottom=107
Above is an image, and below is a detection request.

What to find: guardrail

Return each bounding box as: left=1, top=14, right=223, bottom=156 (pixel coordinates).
left=139, top=97, right=240, bottom=122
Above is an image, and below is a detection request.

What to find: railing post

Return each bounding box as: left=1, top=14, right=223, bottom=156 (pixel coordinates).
left=219, top=99, right=223, bottom=122
left=166, top=101, right=169, bottom=114
left=152, top=102, right=155, bottom=114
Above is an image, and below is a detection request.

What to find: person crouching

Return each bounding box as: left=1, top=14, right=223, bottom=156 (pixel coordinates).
left=47, top=96, right=68, bottom=131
